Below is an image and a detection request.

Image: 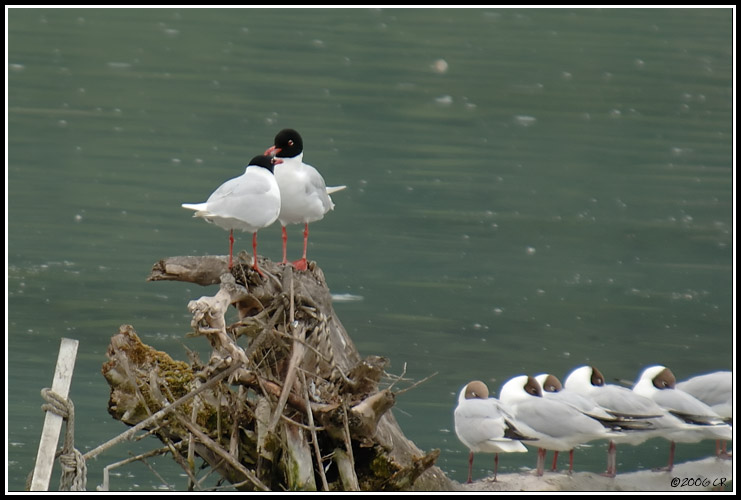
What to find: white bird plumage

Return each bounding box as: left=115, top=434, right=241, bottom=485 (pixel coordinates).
left=564, top=365, right=692, bottom=476
left=633, top=365, right=733, bottom=467
left=499, top=375, right=614, bottom=476
left=453, top=380, right=528, bottom=483
left=265, top=129, right=345, bottom=270
left=181, top=154, right=281, bottom=273
left=676, top=371, right=732, bottom=420
left=675, top=370, right=733, bottom=458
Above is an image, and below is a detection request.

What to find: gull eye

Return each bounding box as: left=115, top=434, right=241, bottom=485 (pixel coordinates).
left=288, top=140, right=294, bottom=146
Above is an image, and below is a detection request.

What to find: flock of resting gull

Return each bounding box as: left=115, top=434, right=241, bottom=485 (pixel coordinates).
left=454, top=366, right=732, bottom=482
left=178, top=128, right=732, bottom=485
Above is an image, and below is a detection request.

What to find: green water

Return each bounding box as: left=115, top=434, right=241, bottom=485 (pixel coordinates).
left=7, top=7, right=733, bottom=491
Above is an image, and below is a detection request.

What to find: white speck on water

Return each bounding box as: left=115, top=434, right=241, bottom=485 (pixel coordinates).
left=107, top=62, right=131, bottom=70
left=514, top=115, right=537, bottom=127
left=9, top=63, right=25, bottom=72
left=493, top=307, right=503, bottom=315
left=74, top=214, right=83, bottom=222
left=432, top=58, right=449, bottom=74
left=435, top=95, right=453, bottom=105
left=526, top=246, right=536, bottom=255
left=58, top=120, right=68, bottom=127
left=331, top=293, right=364, bottom=302
left=171, top=158, right=181, bottom=164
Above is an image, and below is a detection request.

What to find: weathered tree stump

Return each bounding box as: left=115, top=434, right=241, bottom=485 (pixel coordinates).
left=101, top=253, right=453, bottom=491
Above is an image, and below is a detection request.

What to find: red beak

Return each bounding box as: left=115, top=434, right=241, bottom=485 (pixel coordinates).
left=264, top=145, right=281, bottom=157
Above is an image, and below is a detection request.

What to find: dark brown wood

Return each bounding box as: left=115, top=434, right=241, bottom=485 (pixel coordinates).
left=101, top=255, right=453, bottom=491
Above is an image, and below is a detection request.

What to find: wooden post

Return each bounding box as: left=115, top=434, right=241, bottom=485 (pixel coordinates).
left=30, top=337, right=79, bottom=491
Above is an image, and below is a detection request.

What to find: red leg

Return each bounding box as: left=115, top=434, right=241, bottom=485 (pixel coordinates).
left=651, top=440, right=676, bottom=472
left=228, top=229, right=234, bottom=269
left=536, top=448, right=546, bottom=476
left=602, top=440, right=617, bottom=478
left=568, top=449, right=574, bottom=474
left=467, top=451, right=474, bottom=484
left=717, top=440, right=731, bottom=459
left=281, top=226, right=289, bottom=264
left=252, top=232, right=264, bottom=277
left=292, top=223, right=309, bottom=270
left=493, top=453, right=499, bottom=482
left=551, top=451, right=558, bottom=471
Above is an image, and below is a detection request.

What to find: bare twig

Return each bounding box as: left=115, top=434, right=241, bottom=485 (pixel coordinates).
left=386, top=362, right=408, bottom=392
left=301, top=370, right=329, bottom=491
left=173, top=413, right=269, bottom=491
left=267, top=273, right=307, bottom=433
left=98, top=445, right=178, bottom=491
left=341, top=401, right=359, bottom=491
left=393, top=371, right=439, bottom=397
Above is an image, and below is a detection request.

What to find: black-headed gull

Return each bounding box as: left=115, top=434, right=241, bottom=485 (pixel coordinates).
left=264, top=129, right=345, bottom=271
left=676, top=370, right=732, bottom=457
left=453, top=380, right=529, bottom=483
left=535, top=373, right=617, bottom=422
left=182, top=154, right=281, bottom=274
left=563, top=365, right=690, bottom=476
left=499, top=375, right=615, bottom=476
left=533, top=373, right=653, bottom=472
left=633, top=365, right=732, bottom=469
left=676, top=371, right=732, bottom=421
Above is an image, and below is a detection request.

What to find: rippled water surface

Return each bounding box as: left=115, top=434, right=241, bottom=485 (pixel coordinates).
left=7, top=7, right=733, bottom=491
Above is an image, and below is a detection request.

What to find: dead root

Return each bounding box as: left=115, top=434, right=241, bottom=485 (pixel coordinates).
left=100, top=256, right=452, bottom=491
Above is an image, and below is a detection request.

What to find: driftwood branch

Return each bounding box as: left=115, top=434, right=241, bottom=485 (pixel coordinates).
left=100, top=256, right=453, bottom=491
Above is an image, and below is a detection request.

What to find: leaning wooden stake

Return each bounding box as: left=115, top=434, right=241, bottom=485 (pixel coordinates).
left=31, top=338, right=79, bottom=491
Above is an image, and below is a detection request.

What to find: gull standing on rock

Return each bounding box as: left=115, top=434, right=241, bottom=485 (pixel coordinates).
left=533, top=373, right=651, bottom=472
left=499, top=375, right=615, bottom=476
left=633, top=365, right=733, bottom=469
left=564, top=365, right=690, bottom=476
left=453, top=380, right=530, bottom=483
left=676, top=370, right=733, bottom=458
